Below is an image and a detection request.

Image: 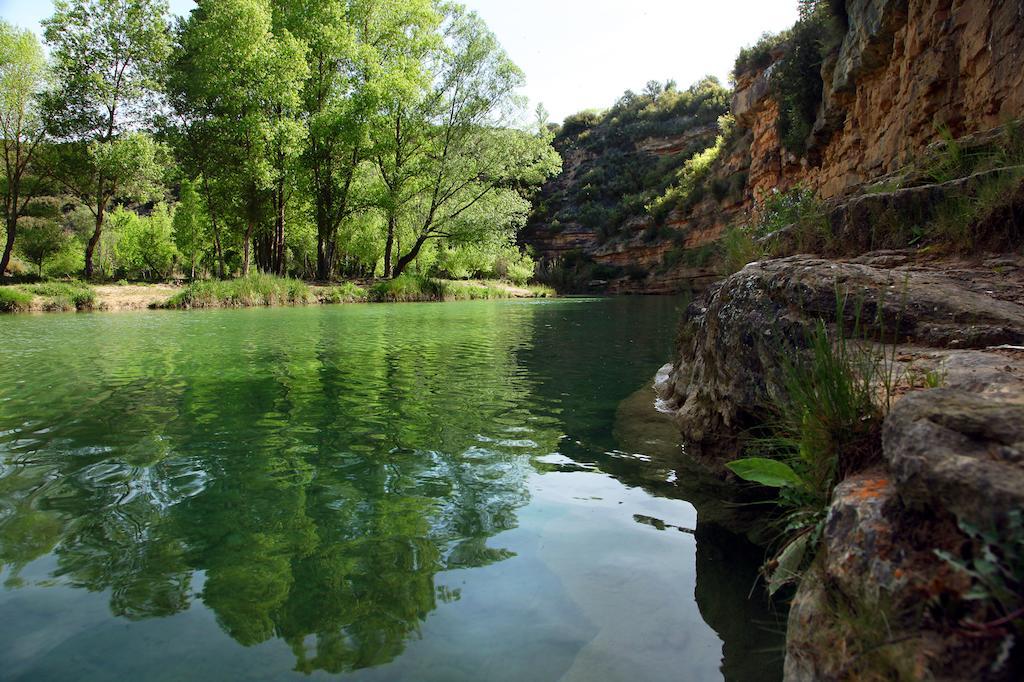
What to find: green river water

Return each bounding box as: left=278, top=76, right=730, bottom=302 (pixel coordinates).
left=0, top=297, right=783, bottom=681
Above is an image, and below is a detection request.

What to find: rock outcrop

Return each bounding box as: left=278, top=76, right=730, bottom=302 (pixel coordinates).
left=660, top=252, right=1024, bottom=454
left=659, top=251, right=1024, bottom=680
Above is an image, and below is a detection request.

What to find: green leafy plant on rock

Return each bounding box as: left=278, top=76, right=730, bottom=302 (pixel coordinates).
left=727, top=294, right=895, bottom=594
left=937, top=510, right=1024, bottom=646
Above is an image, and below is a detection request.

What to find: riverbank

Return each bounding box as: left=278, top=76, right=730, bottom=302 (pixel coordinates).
left=0, top=275, right=555, bottom=313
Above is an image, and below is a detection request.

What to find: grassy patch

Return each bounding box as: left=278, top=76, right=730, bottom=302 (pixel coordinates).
left=727, top=294, right=896, bottom=593
left=162, top=274, right=314, bottom=309
left=0, top=287, right=33, bottom=312
left=368, top=275, right=553, bottom=302
left=719, top=225, right=767, bottom=275
left=317, top=282, right=368, bottom=304
left=0, top=281, right=96, bottom=312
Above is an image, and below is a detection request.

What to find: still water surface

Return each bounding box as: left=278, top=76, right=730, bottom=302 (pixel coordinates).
left=0, top=298, right=782, bottom=681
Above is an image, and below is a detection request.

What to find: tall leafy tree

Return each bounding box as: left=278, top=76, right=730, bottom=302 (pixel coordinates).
left=172, top=178, right=208, bottom=279
left=374, top=5, right=560, bottom=278
left=0, top=21, right=49, bottom=277
left=41, top=0, right=172, bottom=278
left=274, top=0, right=440, bottom=280
left=168, top=0, right=307, bottom=277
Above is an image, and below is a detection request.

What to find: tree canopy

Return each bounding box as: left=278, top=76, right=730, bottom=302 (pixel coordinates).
left=0, top=0, right=560, bottom=283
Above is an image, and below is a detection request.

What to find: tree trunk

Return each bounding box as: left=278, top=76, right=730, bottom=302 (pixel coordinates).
left=384, top=214, right=396, bottom=278
left=0, top=216, right=16, bottom=278
left=391, top=234, right=428, bottom=279
left=242, top=219, right=255, bottom=276
left=84, top=207, right=105, bottom=280
left=275, top=181, right=286, bottom=276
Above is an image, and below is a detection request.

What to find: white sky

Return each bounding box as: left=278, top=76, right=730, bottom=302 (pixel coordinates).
left=0, top=0, right=799, bottom=123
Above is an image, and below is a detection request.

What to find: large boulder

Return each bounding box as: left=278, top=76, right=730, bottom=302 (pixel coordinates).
left=663, top=254, right=1024, bottom=454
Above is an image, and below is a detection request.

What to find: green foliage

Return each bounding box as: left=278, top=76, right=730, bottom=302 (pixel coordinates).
left=767, top=3, right=845, bottom=155
left=17, top=220, right=67, bottom=276
left=730, top=295, right=895, bottom=593
left=0, top=281, right=96, bottom=311
left=112, top=204, right=177, bottom=280
left=317, top=282, right=367, bottom=304
left=163, top=273, right=313, bottom=309
left=367, top=274, right=551, bottom=302
left=0, top=286, right=32, bottom=311
left=650, top=133, right=727, bottom=218
left=537, top=76, right=731, bottom=243
left=0, top=20, right=50, bottom=274
left=726, top=458, right=804, bottom=489
left=937, top=510, right=1024, bottom=635
left=41, top=0, right=173, bottom=277
left=172, top=179, right=208, bottom=278
left=22, top=281, right=96, bottom=310
left=719, top=224, right=766, bottom=275
left=733, top=31, right=790, bottom=77
left=758, top=185, right=830, bottom=249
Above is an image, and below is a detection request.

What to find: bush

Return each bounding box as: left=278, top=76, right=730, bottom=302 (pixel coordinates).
left=0, top=282, right=96, bottom=312
left=163, top=273, right=313, bottom=308
left=0, top=287, right=33, bottom=312
left=318, top=282, right=367, bottom=303
left=769, top=5, right=844, bottom=154
left=733, top=30, right=790, bottom=77
left=719, top=225, right=766, bottom=275
left=757, top=185, right=830, bottom=250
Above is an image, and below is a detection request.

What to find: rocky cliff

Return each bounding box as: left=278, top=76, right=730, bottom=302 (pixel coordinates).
left=525, top=0, right=1024, bottom=294
left=643, top=1, right=1024, bottom=679
left=657, top=251, right=1024, bottom=679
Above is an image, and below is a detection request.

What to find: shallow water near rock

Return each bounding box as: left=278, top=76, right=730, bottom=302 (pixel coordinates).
left=0, top=298, right=783, bottom=681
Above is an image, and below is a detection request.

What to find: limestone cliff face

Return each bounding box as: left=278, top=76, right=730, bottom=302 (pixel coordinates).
left=526, top=0, right=1024, bottom=293
left=740, top=0, right=1024, bottom=201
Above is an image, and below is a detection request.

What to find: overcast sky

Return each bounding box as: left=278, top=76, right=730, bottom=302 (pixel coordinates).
left=0, top=0, right=799, bottom=123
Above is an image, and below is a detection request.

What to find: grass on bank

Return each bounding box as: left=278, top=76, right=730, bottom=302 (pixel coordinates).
left=368, top=274, right=554, bottom=302
left=161, top=273, right=314, bottom=309
left=159, top=273, right=555, bottom=308
left=0, top=281, right=96, bottom=312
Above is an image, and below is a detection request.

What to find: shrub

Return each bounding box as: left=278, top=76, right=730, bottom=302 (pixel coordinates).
left=769, top=4, right=845, bottom=154
left=163, top=273, right=313, bottom=308
left=757, top=185, right=830, bottom=250
left=318, top=282, right=367, bottom=304
left=719, top=225, right=766, bottom=275
left=733, top=31, right=790, bottom=77
left=0, top=287, right=33, bottom=312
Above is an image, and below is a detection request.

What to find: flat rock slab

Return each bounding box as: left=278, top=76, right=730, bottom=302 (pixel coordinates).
left=884, top=388, right=1024, bottom=530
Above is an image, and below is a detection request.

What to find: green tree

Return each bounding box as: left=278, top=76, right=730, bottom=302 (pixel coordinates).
left=167, top=0, right=307, bottom=277
left=374, top=6, right=560, bottom=278
left=172, top=178, right=208, bottom=279
left=18, top=220, right=67, bottom=276
left=276, top=0, right=440, bottom=280
left=113, top=204, right=177, bottom=280
left=0, top=21, right=49, bottom=277
left=41, top=0, right=172, bottom=278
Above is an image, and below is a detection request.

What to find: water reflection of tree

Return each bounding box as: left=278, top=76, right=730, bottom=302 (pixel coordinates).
left=0, top=304, right=558, bottom=673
